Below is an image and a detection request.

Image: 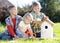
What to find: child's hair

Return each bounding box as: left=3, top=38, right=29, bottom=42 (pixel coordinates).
left=7, top=6, right=15, bottom=11
left=7, top=5, right=17, bottom=15
left=32, top=2, right=42, bottom=9
left=23, top=12, right=33, bottom=21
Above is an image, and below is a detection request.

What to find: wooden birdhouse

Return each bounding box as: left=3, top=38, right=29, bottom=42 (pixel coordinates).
left=41, top=21, right=53, bottom=39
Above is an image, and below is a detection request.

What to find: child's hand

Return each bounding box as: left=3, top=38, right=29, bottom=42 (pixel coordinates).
left=30, top=35, right=36, bottom=39
left=34, top=19, right=38, bottom=23
left=14, top=35, right=19, bottom=39
left=44, top=16, right=54, bottom=26
left=29, top=35, right=36, bottom=39
left=44, top=16, right=49, bottom=21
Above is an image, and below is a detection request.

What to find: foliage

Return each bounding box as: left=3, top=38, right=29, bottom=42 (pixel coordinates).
left=39, top=0, right=60, bottom=22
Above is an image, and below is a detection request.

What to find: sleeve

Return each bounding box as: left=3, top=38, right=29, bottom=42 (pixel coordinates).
left=5, top=18, right=10, bottom=26
left=18, top=21, right=22, bottom=27
left=41, top=13, right=47, bottom=21
left=18, top=15, right=23, bottom=23
left=42, top=13, right=46, bottom=18
left=5, top=18, right=16, bottom=37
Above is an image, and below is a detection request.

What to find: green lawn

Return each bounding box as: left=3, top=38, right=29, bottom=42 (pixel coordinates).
left=0, top=23, right=60, bottom=43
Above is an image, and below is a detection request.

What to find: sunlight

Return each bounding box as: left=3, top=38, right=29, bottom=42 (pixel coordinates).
left=8, top=0, right=38, bottom=8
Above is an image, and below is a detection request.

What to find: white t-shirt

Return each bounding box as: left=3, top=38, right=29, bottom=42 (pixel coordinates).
left=18, top=21, right=31, bottom=32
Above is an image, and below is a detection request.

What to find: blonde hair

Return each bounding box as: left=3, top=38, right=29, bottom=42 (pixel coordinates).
left=23, top=12, right=33, bottom=21
left=32, top=2, right=42, bottom=9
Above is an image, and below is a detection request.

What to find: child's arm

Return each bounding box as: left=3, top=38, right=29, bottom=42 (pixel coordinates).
left=18, top=26, right=28, bottom=38
left=44, top=16, right=54, bottom=26
left=27, top=26, right=35, bottom=38
left=7, top=25, right=19, bottom=39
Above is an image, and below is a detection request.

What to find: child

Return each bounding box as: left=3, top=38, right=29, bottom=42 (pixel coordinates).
left=30, top=2, right=54, bottom=38
left=0, top=6, right=22, bottom=40
left=17, top=13, right=35, bottom=39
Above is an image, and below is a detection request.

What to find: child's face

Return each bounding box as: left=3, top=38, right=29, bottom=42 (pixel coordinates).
left=33, top=5, right=41, bottom=14
left=24, top=16, right=32, bottom=24
left=9, top=7, right=17, bottom=16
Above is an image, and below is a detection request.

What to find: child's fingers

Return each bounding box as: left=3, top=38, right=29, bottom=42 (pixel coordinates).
left=44, top=16, right=49, bottom=21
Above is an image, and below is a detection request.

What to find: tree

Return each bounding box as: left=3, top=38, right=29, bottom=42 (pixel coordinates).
left=39, top=0, right=60, bottom=22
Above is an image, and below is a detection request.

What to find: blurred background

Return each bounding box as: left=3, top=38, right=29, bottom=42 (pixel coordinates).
left=0, top=0, right=60, bottom=24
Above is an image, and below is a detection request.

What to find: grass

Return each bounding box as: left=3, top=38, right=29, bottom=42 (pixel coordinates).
left=0, top=23, right=60, bottom=43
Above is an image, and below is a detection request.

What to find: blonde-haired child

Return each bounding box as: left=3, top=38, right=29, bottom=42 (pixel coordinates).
left=17, top=13, right=34, bottom=39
